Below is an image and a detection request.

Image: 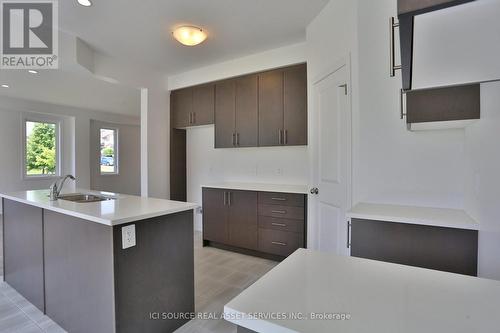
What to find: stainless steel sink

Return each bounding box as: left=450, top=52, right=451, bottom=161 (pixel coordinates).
left=57, top=193, right=114, bottom=203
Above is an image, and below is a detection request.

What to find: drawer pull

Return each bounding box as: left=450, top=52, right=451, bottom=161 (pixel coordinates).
left=271, top=241, right=287, bottom=246
left=271, top=197, right=287, bottom=201
left=271, top=222, right=287, bottom=227
left=271, top=210, right=287, bottom=214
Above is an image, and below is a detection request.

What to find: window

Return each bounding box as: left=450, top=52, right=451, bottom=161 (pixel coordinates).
left=23, top=116, right=61, bottom=178
left=100, top=128, right=118, bottom=174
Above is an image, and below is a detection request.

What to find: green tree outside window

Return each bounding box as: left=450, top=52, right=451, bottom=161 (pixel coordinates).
left=26, top=122, right=57, bottom=175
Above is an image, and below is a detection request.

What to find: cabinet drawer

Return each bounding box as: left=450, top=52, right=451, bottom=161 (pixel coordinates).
left=258, top=192, right=305, bottom=207
left=258, top=229, right=303, bottom=257
left=258, top=216, right=304, bottom=233
left=258, top=204, right=304, bottom=220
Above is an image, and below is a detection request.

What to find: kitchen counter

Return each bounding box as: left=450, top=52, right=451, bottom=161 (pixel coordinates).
left=0, top=189, right=197, bottom=226
left=347, top=202, right=479, bottom=230
left=224, top=248, right=500, bottom=333
left=202, top=182, right=308, bottom=194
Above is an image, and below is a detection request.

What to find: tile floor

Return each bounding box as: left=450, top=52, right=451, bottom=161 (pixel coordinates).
left=0, top=219, right=277, bottom=333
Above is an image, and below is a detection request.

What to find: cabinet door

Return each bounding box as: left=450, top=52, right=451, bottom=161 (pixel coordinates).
left=192, top=84, right=215, bottom=126
left=283, top=64, right=307, bottom=146
left=202, top=188, right=228, bottom=244
left=171, top=88, right=193, bottom=128
left=215, top=80, right=236, bottom=148
left=258, top=70, right=284, bottom=146
left=235, top=75, right=258, bottom=147
left=227, top=190, right=258, bottom=250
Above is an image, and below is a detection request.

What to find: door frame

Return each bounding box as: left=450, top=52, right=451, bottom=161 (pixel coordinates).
left=307, top=55, right=353, bottom=255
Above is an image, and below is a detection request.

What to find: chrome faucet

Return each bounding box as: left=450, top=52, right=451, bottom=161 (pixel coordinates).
left=49, top=175, right=76, bottom=201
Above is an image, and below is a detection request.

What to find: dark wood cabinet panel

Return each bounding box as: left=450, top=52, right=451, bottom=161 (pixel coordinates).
left=284, top=64, right=307, bottom=146
left=258, top=216, right=304, bottom=233
left=258, top=229, right=303, bottom=257
left=170, top=128, right=186, bottom=202
left=215, top=80, right=236, bottom=148
left=235, top=75, right=258, bottom=147
left=202, top=188, right=228, bottom=244
left=192, top=84, right=215, bottom=126
left=398, top=0, right=474, bottom=15
left=3, top=199, right=45, bottom=312
left=258, top=70, right=284, bottom=146
left=258, top=204, right=304, bottom=220
left=350, top=218, right=478, bottom=276
left=406, top=84, right=480, bottom=124
left=228, top=191, right=258, bottom=250
left=171, top=88, right=193, bottom=129
left=258, top=191, right=305, bottom=207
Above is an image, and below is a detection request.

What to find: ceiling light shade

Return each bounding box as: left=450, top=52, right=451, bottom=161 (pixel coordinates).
left=77, top=0, right=92, bottom=7
left=172, top=26, right=207, bottom=46
left=28, top=70, right=38, bottom=74
left=1, top=84, right=9, bottom=88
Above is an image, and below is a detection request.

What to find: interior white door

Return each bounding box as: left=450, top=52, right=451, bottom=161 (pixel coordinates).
left=309, top=64, right=351, bottom=255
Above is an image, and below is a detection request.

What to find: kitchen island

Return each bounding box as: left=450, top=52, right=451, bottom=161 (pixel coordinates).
left=1, top=189, right=198, bottom=333
left=224, top=248, right=500, bottom=333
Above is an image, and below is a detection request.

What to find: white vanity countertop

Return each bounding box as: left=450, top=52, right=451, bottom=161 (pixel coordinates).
left=347, top=202, right=479, bottom=230
left=202, top=182, right=308, bottom=194
left=0, top=189, right=198, bottom=226
left=224, top=249, right=500, bottom=333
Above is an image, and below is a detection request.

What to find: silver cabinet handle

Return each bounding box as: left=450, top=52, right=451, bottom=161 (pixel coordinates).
left=347, top=220, right=351, bottom=249
left=271, top=197, right=286, bottom=201
left=228, top=192, right=231, bottom=206
left=232, top=133, right=236, bottom=146
left=271, top=222, right=287, bottom=227
left=223, top=191, right=227, bottom=206
left=272, top=241, right=287, bottom=246
left=284, top=130, right=288, bottom=145
left=236, top=132, right=240, bottom=146
left=389, top=17, right=401, bottom=77
left=278, top=129, right=282, bottom=145
left=271, top=210, right=286, bottom=214
left=400, top=88, right=407, bottom=119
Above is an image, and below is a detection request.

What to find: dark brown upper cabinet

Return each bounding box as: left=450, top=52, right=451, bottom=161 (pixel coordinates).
left=171, top=84, right=214, bottom=129
left=393, top=0, right=476, bottom=90
left=258, top=64, right=307, bottom=147
left=404, top=83, right=480, bottom=131
left=215, top=75, right=258, bottom=148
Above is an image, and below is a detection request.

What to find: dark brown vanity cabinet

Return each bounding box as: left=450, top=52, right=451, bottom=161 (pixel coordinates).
left=202, top=188, right=258, bottom=250
left=171, top=84, right=214, bottom=128
left=258, top=64, right=307, bottom=146
left=214, top=75, right=259, bottom=148
left=203, top=188, right=306, bottom=259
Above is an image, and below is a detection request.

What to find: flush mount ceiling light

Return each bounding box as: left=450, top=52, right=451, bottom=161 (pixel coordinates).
left=172, top=26, right=207, bottom=46
left=77, top=0, right=92, bottom=7
left=28, top=70, right=38, bottom=74
left=1, top=84, right=9, bottom=88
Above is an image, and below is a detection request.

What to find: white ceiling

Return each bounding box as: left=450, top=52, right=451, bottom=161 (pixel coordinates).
left=59, top=0, right=329, bottom=74
left=0, top=70, right=140, bottom=116
left=0, top=0, right=328, bottom=116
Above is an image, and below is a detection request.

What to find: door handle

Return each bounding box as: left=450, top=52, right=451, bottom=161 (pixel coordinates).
left=347, top=221, right=351, bottom=249
left=310, top=188, right=319, bottom=195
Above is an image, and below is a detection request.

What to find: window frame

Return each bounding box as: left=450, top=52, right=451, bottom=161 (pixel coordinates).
left=21, top=113, right=62, bottom=180
left=99, top=127, right=119, bottom=176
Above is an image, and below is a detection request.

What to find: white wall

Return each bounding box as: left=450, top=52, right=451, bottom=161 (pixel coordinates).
left=464, top=81, right=500, bottom=280
left=187, top=126, right=308, bottom=230
left=355, top=0, right=466, bottom=209
left=0, top=96, right=140, bottom=209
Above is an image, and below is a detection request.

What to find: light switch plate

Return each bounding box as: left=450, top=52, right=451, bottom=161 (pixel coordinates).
left=122, top=224, right=136, bottom=249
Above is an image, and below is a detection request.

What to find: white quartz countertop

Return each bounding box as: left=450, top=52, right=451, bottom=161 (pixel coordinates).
left=224, top=249, right=500, bottom=333
left=202, top=182, right=308, bottom=194
left=0, top=189, right=198, bottom=226
left=346, top=202, right=479, bottom=230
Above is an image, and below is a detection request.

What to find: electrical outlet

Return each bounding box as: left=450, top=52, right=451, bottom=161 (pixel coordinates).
left=122, top=224, right=136, bottom=249
left=276, top=168, right=283, bottom=176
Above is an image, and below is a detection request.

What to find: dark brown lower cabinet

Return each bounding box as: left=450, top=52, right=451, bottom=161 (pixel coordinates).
left=350, top=218, right=478, bottom=276
left=203, top=188, right=306, bottom=259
